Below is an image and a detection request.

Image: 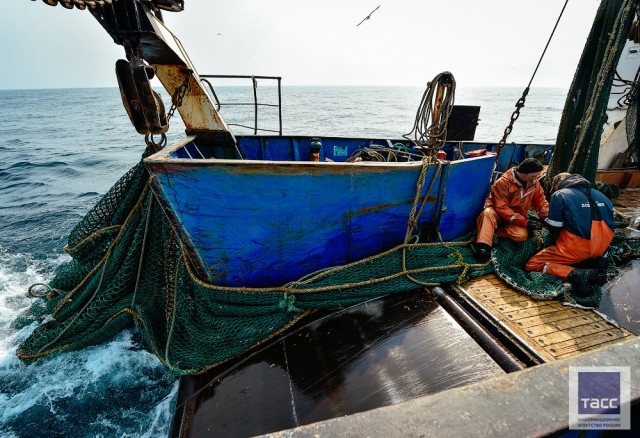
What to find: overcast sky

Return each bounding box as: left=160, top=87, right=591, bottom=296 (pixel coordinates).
left=1, top=0, right=601, bottom=90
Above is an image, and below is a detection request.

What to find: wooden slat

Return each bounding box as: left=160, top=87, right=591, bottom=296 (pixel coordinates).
left=515, top=309, right=600, bottom=329
left=461, top=274, right=632, bottom=362
left=466, top=279, right=552, bottom=307
left=500, top=303, right=565, bottom=321
left=548, top=329, right=630, bottom=359
left=533, top=322, right=612, bottom=345
left=523, top=313, right=602, bottom=337
left=482, top=294, right=536, bottom=306
left=511, top=308, right=588, bottom=328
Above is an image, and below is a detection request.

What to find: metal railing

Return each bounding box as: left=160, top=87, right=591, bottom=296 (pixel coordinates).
left=200, top=74, right=283, bottom=135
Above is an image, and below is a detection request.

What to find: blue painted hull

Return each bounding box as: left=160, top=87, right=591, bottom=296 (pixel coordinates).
left=145, top=136, right=498, bottom=287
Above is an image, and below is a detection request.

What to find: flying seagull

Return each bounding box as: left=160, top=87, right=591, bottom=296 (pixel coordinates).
left=356, top=5, right=380, bottom=27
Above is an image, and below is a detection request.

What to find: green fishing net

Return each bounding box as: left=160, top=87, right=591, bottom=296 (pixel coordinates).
left=14, top=157, right=640, bottom=375
left=491, top=225, right=638, bottom=308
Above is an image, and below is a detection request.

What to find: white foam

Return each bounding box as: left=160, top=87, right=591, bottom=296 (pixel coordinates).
left=1, top=329, right=177, bottom=434
left=139, top=380, right=180, bottom=438
left=0, top=247, right=68, bottom=328
left=0, top=248, right=178, bottom=437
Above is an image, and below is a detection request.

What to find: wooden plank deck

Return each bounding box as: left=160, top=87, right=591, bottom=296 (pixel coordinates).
left=460, top=275, right=632, bottom=362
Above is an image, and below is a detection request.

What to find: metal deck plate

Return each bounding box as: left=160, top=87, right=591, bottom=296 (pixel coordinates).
left=171, top=290, right=505, bottom=437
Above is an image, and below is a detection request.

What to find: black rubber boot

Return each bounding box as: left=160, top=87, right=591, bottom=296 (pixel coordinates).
left=594, top=256, right=609, bottom=272
left=572, top=256, right=609, bottom=272
left=567, top=269, right=607, bottom=297
left=473, top=242, right=492, bottom=262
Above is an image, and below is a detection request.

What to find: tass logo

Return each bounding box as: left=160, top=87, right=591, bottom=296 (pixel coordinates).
left=577, top=371, right=620, bottom=414
left=569, top=366, right=630, bottom=430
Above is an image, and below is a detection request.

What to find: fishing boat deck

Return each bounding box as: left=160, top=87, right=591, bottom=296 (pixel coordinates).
left=454, top=186, right=640, bottom=363
left=455, top=275, right=632, bottom=362
left=170, top=186, right=640, bottom=437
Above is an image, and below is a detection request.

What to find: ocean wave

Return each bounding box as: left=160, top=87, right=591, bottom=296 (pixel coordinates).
left=0, top=249, right=177, bottom=438
left=6, top=139, right=29, bottom=146
left=0, top=249, right=68, bottom=327
left=0, top=331, right=177, bottom=438
left=5, top=161, right=70, bottom=170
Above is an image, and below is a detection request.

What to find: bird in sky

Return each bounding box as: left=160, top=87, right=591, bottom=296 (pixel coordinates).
left=356, top=5, right=380, bottom=27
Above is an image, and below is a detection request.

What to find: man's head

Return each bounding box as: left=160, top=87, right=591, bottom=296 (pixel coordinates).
left=551, top=172, right=572, bottom=192
left=516, top=158, right=543, bottom=185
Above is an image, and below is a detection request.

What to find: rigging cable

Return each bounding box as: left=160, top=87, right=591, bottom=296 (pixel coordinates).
left=495, top=0, right=571, bottom=157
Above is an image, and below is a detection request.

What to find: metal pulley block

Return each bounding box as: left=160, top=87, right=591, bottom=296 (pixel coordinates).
left=116, top=57, right=169, bottom=135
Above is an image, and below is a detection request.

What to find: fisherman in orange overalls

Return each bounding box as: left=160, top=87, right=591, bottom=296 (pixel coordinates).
left=525, top=173, right=614, bottom=296
left=473, top=158, right=549, bottom=262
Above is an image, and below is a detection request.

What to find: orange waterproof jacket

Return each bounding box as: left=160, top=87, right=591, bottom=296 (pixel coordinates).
left=487, top=167, right=549, bottom=224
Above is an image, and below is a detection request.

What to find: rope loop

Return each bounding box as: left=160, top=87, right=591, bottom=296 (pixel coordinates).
left=28, top=283, right=60, bottom=298
left=406, top=235, right=420, bottom=245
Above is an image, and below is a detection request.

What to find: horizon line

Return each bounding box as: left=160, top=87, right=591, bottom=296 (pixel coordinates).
left=0, top=84, right=571, bottom=92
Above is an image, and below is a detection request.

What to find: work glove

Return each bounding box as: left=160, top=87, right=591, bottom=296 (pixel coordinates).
left=526, top=219, right=543, bottom=231
left=526, top=213, right=544, bottom=222
left=526, top=214, right=545, bottom=230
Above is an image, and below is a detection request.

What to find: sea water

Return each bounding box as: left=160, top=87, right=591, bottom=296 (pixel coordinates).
left=0, top=85, right=566, bottom=437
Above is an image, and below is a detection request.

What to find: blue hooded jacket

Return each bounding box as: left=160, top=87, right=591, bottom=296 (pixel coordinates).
left=545, top=175, right=614, bottom=239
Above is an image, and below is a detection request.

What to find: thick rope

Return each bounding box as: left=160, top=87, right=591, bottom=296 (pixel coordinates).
left=403, top=72, right=456, bottom=154
left=164, top=250, right=181, bottom=374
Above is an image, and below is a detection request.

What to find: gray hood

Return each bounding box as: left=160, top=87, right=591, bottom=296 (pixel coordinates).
left=558, top=174, right=590, bottom=191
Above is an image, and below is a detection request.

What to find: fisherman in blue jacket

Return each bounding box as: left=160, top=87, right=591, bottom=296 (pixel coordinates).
left=525, top=173, right=615, bottom=296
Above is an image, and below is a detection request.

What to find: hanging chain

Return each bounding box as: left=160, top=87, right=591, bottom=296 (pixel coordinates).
left=142, top=70, right=193, bottom=154
left=167, top=70, right=193, bottom=121
left=496, top=88, right=529, bottom=156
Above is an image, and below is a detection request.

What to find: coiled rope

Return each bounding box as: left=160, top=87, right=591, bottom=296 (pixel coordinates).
left=403, top=72, right=456, bottom=156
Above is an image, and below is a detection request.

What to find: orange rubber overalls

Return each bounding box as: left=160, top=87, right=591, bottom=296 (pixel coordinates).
left=525, top=177, right=615, bottom=279
left=476, top=167, right=549, bottom=246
